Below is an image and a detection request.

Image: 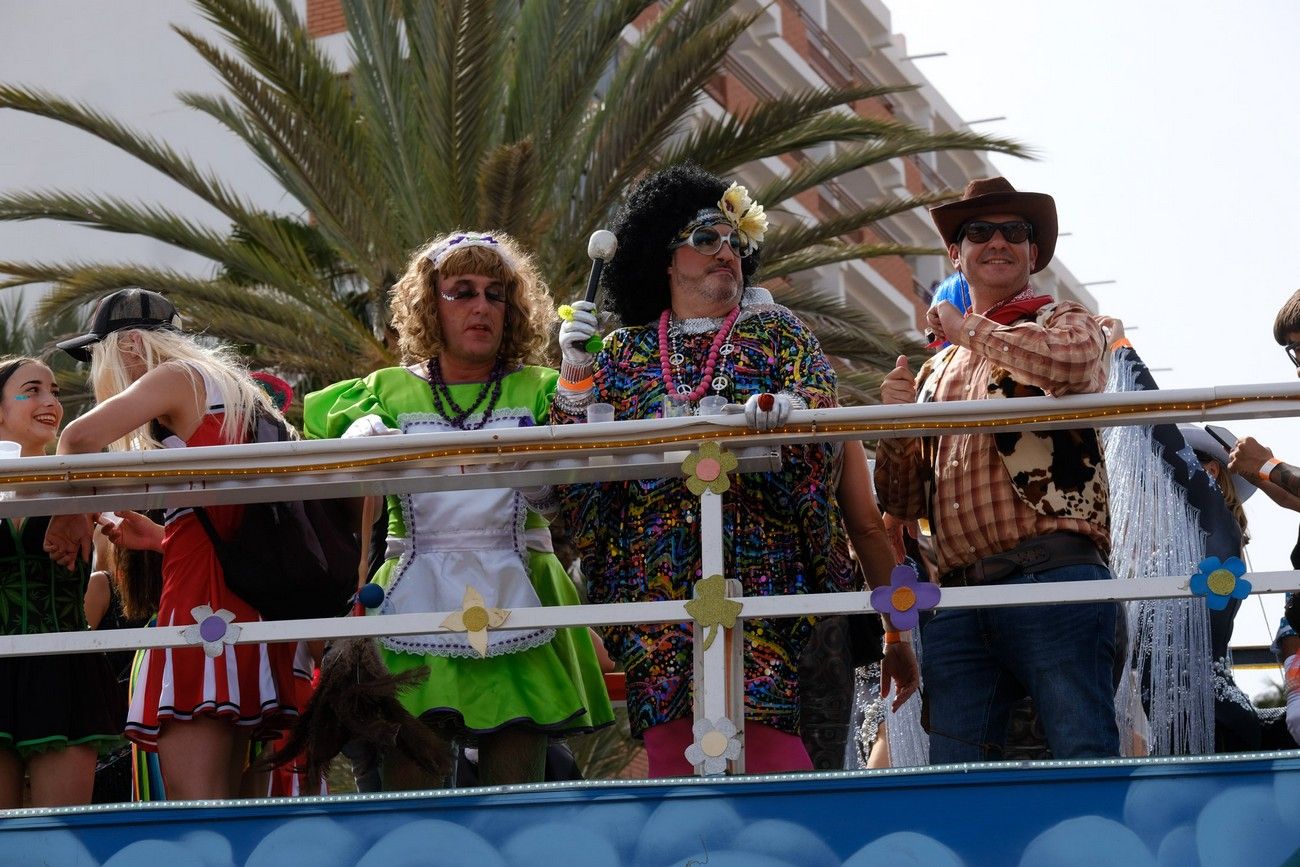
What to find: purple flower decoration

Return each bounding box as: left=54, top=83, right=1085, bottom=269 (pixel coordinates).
left=1189, top=556, right=1251, bottom=611
left=870, top=563, right=941, bottom=630
left=179, top=604, right=241, bottom=658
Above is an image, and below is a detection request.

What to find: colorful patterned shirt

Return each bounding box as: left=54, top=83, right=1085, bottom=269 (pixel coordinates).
left=554, top=298, right=854, bottom=736
left=875, top=301, right=1109, bottom=574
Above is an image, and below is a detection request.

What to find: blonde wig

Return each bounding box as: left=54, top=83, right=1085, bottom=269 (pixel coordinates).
left=389, top=231, right=556, bottom=368
left=90, top=328, right=282, bottom=451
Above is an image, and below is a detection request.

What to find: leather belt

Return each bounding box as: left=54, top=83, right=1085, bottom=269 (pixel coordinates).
left=941, top=532, right=1106, bottom=587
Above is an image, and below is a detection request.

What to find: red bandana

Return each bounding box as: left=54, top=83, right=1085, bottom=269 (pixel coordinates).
left=981, top=286, right=1053, bottom=326
left=927, top=286, right=1053, bottom=349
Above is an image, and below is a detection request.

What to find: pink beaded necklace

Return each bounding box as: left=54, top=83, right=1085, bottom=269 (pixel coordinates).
left=658, top=305, right=742, bottom=403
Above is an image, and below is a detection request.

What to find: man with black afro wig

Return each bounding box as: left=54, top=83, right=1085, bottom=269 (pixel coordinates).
left=549, top=164, right=917, bottom=777
left=600, top=163, right=764, bottom=327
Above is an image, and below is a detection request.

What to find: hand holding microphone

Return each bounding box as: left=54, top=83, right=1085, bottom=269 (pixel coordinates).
left=558, top=230, right=617, bottom=366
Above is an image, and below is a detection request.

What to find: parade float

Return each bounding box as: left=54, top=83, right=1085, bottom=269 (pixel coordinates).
left=1, top=386, right=1298, bottom=866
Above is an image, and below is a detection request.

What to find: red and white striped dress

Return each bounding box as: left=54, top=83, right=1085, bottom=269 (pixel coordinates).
left=125, top=372, right=299, bottom=749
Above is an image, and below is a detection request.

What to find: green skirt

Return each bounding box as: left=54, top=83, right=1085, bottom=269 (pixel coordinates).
left=375, top=550, right=613, bottom=738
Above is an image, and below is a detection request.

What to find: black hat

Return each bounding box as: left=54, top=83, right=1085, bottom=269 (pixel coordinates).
left=57, top=289, right=182, bottom=363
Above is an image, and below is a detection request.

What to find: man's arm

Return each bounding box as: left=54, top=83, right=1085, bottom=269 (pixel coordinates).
left=771, top=307, right=838, bottom=408
left=1230, top=436, right=1300, bottom=507
left=944, top=301, right=1105, bottom=395
left=873, top=355, right=930, bottom=520
left=840, top=439, right=920, bottom=710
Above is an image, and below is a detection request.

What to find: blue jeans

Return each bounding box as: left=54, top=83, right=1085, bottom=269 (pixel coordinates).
left=921, top=562, right=1120, bottom=763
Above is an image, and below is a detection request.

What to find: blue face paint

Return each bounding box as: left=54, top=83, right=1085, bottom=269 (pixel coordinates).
left=12, top=395, right=29, bottom=401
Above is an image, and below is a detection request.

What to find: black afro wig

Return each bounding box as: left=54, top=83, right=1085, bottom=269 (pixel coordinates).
left=600, top=163, right=763, bottom=327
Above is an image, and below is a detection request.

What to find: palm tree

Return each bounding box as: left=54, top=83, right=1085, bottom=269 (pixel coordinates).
left=0, top=0, right=1025, bottom=396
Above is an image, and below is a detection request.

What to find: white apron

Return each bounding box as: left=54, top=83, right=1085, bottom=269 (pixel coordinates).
left=378, top=410, right=555, bottom=658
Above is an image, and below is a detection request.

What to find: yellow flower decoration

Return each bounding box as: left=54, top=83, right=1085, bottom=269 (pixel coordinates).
left=682, top=441, right=738, bottom=496
left=557, top=304, right=575, bottom=321
left=684, top=574, right=743, bottom=651
left=718, top=182, right=768, bottom=248
left=440, top=585, right=509, bottom=658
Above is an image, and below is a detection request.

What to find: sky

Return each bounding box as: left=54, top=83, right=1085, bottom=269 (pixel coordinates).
left=885, top=0, right=1300, bottom=693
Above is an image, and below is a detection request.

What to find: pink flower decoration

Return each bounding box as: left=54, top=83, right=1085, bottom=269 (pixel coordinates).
left=870, top=563, right=941, bottom=631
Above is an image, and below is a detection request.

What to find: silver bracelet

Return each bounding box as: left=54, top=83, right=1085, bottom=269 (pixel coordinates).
left=782, top=390, right=808, bottom=411
left=553, top=387, right=594, bottom=415
left=560, top=359, right=594, bottom=384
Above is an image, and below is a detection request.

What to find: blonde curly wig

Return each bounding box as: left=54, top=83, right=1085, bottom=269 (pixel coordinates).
left=389, top=232, right=556, bottom=368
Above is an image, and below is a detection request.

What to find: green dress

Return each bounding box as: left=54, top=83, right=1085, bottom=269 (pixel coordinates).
left=305, top=365, right=612, bottom=737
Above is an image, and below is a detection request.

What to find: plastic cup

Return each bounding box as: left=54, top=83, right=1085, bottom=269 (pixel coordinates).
left=0, top=441, right=17, bottom=500
left=697, top=395, right=727, bottom=416
left=586, top=403, right=615, bottom=424
left=661, top=397, right=692, bottom=419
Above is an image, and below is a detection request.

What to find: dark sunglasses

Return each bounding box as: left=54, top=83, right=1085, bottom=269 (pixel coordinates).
left=1286, top=341, right=1300, bottom=368
left=959, top=220, right=1034, bottom=245
left=439, top=285, right=508, bottom=304
left=670, top=225, right=755, bottom=259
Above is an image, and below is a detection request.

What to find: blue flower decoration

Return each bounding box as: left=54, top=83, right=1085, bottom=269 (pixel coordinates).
left=1189, top=556, right=1251, bottom=611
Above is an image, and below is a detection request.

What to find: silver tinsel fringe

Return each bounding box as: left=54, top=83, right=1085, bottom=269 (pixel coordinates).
left=1104, top=353, right=1214, bottom=757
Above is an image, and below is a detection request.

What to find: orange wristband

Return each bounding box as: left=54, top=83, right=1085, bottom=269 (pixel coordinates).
left=559, top=375, right=594, bottom=391
left=1259, top=458, right=1282, bottom=483
left=883, top=630, right=904, bottom=645
left=1109, top=337, right=1132, bottom=351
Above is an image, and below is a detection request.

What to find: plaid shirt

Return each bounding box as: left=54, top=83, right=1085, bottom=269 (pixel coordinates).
left=875, top=301, right=1109, bottom=574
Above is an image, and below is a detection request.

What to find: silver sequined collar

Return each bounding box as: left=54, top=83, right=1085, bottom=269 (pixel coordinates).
left=671, top=286, right=776, bottom=335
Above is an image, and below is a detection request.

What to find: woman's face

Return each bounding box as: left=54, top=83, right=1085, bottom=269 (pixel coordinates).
left=0, top=362, right=63, bottom=455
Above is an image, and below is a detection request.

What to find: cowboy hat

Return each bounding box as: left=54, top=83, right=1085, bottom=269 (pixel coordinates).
left=1178, top=423, right=1257, bottom=503
left=929, top=177, right=1058, bottom=273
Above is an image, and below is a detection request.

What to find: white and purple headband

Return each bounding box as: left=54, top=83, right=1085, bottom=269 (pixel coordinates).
left=425, top=232, right=519, bottom=274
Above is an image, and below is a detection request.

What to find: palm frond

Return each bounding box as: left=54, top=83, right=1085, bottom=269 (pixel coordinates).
left=659, top=82, right=917, bottom=170
left=477, top=140, right=543, bottom=244
left=761, top=193, right=953, bottom=262
left=759, top=243, right=940, bottom=282
left=752, top=130, right=1028, bottom=208
left=0, top=84, right=269, bottom=227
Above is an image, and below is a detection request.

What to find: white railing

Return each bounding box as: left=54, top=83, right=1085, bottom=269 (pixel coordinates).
left=3, top=381, right=1300, bottom=776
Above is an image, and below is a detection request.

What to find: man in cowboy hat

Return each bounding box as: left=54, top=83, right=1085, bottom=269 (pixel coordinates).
left=875, top=177, right=1119, bottom=763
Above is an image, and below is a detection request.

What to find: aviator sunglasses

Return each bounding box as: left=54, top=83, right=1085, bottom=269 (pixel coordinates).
left=958, top=220, right=1034, bottom=245
left=670, top=224, right=756, bottom=259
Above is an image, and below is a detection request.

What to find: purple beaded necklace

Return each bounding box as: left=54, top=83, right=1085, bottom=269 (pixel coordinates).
left=425, top=356, right=506, bottom=430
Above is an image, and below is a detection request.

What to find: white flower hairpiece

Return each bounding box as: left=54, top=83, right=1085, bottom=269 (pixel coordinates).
left=672, top=183, right=770, bottom=254
left=718, top=182, right=768, bottom=249
left=425, top=232, right=519, bottom=273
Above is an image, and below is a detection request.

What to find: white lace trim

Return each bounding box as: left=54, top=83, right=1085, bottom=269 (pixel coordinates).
left=397, top=406, right=535, bottom=431
left=381, top=626, right=557, bottom=659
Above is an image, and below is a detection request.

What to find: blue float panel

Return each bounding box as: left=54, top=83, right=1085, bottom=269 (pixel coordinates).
left=2, top=752, right=1299, bottom=865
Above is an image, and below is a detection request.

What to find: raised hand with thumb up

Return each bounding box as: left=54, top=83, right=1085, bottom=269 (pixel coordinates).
left=881, top=355, right=917, bottom=405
